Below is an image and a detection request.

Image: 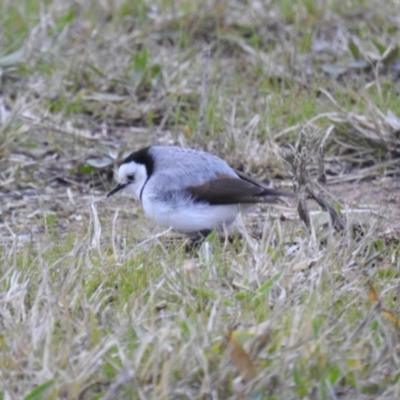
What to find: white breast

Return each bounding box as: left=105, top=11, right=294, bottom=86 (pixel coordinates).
left=141, top=193, right=240, bottom=233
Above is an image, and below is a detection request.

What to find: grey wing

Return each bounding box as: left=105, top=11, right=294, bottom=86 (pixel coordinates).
left=148, top=146, right=238, bottom=192
left=187, top=174, right=295, bottom=205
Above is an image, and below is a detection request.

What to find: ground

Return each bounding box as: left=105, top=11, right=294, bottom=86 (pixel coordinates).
left=1, top=1, right=400, bottom=399
left=330, top=179, right=400, bottom=233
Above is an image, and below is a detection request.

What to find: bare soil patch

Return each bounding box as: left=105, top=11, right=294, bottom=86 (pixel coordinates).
left=329, top=178, right=400, bottom=233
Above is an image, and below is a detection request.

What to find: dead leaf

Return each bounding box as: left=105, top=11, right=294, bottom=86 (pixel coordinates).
left=369, top=285, right=379, bottom=303
left=183, top=125, right=191, bottom=137
left=292, top=257, right=320, bottom=271
left=369, top=285, right=400, bottom=328
left=381, top=309, right=400, bottom=328
left=226, top=332, right=257, bottom=382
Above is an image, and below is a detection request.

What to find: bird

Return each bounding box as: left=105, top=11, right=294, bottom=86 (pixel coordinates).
left=107, top=146, right=294, bottom=242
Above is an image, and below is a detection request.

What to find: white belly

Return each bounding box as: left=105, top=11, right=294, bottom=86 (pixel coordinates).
left=141, top=195, right=240, bottom=233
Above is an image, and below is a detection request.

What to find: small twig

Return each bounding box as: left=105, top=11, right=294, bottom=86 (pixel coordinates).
left=317, top=125, right=334, bottom=184
left=89, top=201, right=102, bottom=256
left=317, top=144, right=326, bottom=184
left=297, top=189, right=311, bottom=231
left=127, top=228, right=172, bottom=257
left=294, top=131, right=312, bottom=230
left=305, top=186, right=346, bottom=231
left=285, top=128, right=350, bottom=234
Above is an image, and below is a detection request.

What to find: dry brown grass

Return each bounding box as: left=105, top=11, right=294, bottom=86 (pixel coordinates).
left=1, top=0, right=400, bottom=398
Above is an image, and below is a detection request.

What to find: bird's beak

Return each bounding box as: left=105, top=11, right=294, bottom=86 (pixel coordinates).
left=107, top=183, right=127, bottom=197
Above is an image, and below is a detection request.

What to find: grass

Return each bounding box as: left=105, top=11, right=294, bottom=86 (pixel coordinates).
left=1, top=0, right=400, bottom=398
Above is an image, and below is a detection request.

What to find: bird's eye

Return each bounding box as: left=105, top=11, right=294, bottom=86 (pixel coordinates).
left=126, top=173, right=135, bottom=182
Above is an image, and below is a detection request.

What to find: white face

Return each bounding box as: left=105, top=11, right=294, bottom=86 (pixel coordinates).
left=116, top=161, right=148, bottom=199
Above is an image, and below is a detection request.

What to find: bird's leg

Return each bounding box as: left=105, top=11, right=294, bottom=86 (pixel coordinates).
left=184, top=230, right=212, bottom=252
left=197, top=229, right=212, bottom=241
left=227, top=233, right=243, bottom=243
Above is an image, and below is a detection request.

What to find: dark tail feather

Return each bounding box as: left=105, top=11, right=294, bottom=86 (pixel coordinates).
left=259, top=187, right=296, bottom=205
